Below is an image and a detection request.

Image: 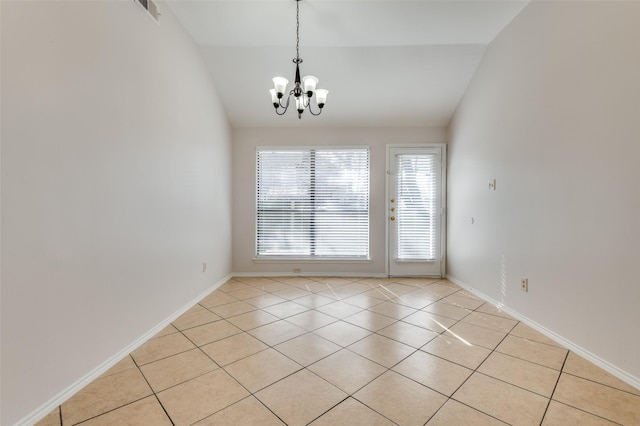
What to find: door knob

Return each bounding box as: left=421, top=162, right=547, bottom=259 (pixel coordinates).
left=390, top=207, right=395, bottom=212
left=390, top=198, right=395, bottom=203
left=390, top=216, right=395, bottom=221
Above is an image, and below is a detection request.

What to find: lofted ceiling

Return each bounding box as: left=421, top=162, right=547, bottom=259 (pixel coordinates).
left=165, top=0, right=529, bottom=128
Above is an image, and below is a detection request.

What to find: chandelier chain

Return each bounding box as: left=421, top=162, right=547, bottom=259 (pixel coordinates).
left=296, top=0, right=300, bottom=61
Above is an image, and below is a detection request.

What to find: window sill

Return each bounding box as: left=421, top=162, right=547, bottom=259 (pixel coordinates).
left=253, top=258, right=371, bottom=264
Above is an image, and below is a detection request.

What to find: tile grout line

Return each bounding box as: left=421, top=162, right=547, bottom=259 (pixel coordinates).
left=457, top=303, right=565, bottom=399
left=62, top=356, right=175, bottom=425
left=543, top=400, right=625, bottom=426
left=472, top=352, right=564, bottom=398
left=131, top=353, right=176, bottom=425
left=347, top=396, right=401, bottom=426
left=539, top=350, right=570, bottom=425
left=153, top=392, right=176, bottom=426
left=208, top=303, right=330, bottom=423
left=543, top=357, right=629, bottom=425
left=303, top=395, right=350, bottom=426
left=425, top=400, right=509, bottom=426
left=420, top=294, right=519, bottom=423
left=69, top=395, right=160, bottom=425
left=193, top=329, right=294, bottom=424
left=251, top=395, right=289, bottom=426
left=210, top=326, right=330, bottom=424
left=561, top=370, right=640, bottom=398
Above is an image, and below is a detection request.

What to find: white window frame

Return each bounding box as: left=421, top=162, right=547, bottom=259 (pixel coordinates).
left=255, top=146, right=371, bottom=262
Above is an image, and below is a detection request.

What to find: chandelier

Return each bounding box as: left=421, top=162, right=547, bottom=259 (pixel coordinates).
left=270, top=0, right=328, bottom=119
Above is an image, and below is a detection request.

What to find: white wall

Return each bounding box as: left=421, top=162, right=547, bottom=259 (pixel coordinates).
left=448, top=1, right=640, bottom=384
left=1, top=1, right=232, bottom=424
left=232, top=127, right=445, bottom=275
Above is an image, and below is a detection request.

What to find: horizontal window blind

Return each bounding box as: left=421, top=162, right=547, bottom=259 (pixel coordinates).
left=396, top=153, right=438, bottom=261
left=257, top=148, right=369, bottom=259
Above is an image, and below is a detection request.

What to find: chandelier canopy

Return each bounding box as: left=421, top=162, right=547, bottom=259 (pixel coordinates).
left=270, top=0, right=328, bottom=119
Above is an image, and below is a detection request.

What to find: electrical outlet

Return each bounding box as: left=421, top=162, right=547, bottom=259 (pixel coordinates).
left=202, top=262, right=207, bottom=273
left=488, top=179, right=496, bottom=190
left=521, top=278, right=528, bottom=292
left=293, top=268, right=302, bottom=273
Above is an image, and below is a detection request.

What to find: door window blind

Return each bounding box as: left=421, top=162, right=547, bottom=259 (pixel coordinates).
left=256, top=147, right=369, bottom=259
left=396, top=153, right=438, bottom=261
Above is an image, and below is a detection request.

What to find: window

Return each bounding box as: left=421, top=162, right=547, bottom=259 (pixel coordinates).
left=396, top=153, right=438, bottom=261
left=256, top=147, right=369, bottom=259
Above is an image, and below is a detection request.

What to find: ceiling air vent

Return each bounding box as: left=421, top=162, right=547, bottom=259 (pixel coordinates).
left=135, top=0, right=161, bottom=22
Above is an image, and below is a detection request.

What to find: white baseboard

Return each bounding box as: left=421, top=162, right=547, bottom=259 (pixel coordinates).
left=232, top=271, right=388, bottom=278
left=446, top=274, right=640, bottom=392
left=19, top=273, right=232, bottom=426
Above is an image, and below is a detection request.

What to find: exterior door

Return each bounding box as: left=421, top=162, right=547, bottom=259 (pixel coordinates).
left=387, top=145, right=446, bottom=277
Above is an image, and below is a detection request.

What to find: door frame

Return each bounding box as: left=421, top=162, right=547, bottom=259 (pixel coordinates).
left=385, top=143, right=447, bottom=277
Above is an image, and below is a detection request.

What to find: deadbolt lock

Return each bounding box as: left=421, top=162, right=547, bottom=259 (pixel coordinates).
left=390, top=207, right=395, bottom=212
left=390, top=216, right=396, bottom=221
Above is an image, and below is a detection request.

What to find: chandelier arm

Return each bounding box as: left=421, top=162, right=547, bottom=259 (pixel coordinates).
left=275, top=101, right=288, bottom=115
left=307, top=101, right=323, bottom=116
left=274, top=91, right=293, bottom=115
left=278, top=91, right=292, bottom=109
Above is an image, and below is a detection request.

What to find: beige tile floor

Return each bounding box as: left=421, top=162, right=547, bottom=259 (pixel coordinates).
left=37, top=277, right=640, bottom=426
